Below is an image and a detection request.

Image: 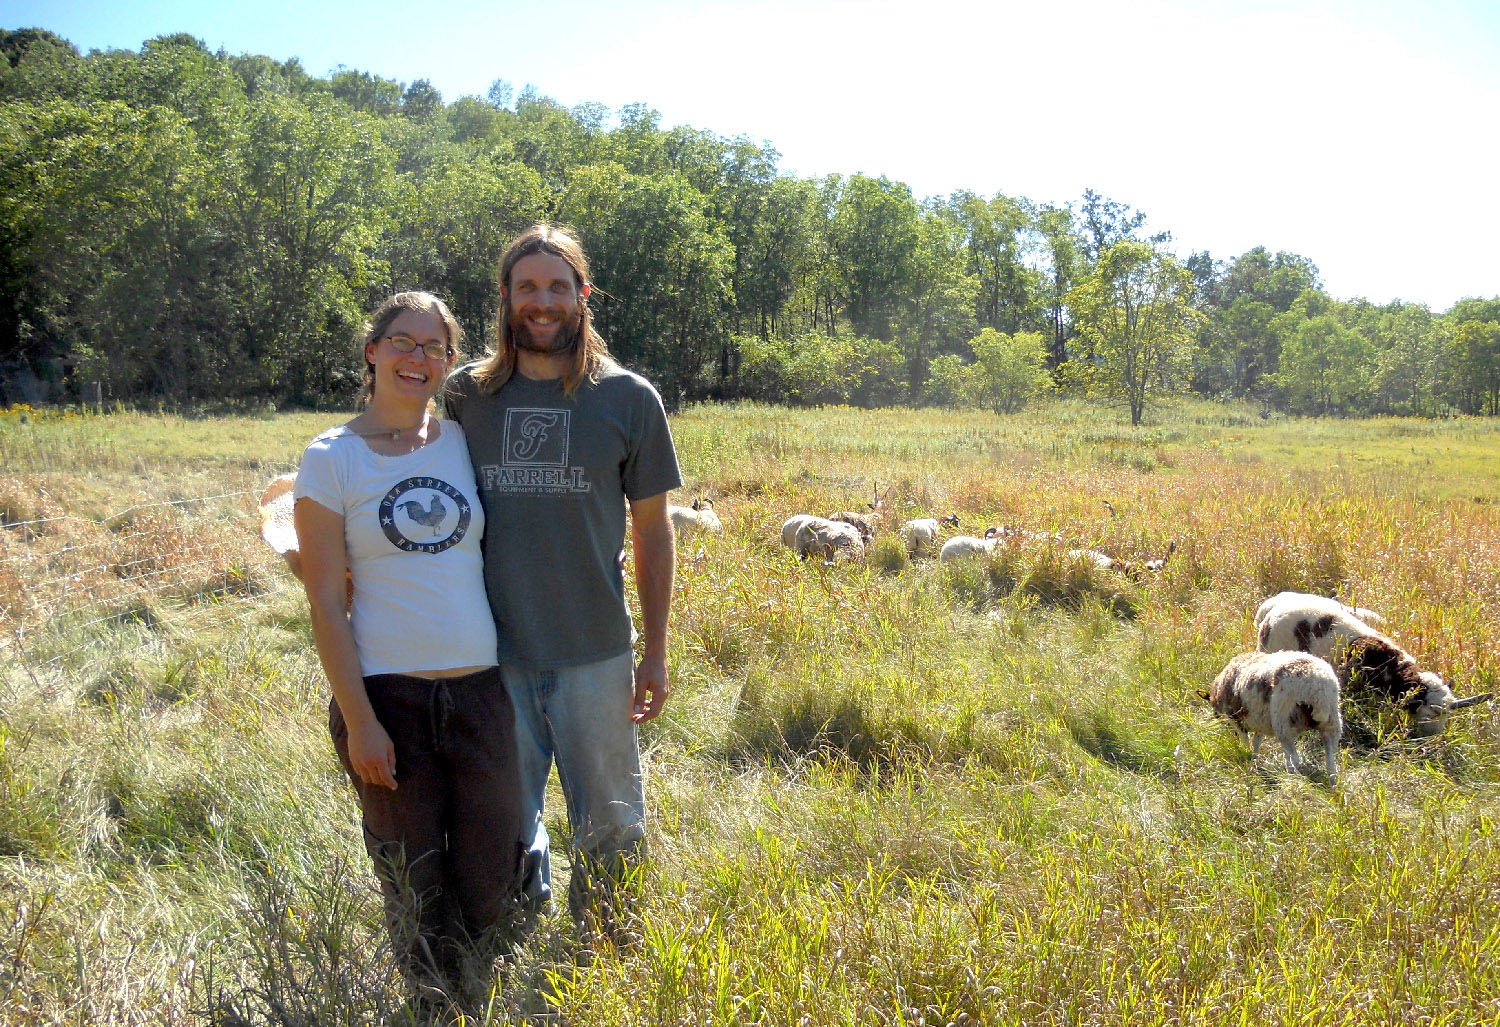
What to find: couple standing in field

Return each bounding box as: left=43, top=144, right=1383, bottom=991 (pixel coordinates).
left=291, top=224, right=681, bottom=996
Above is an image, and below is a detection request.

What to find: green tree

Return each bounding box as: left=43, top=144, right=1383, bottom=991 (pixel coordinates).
left=829, top=174, right=920, bottom=341
left=1194, top=248, right=1321, bottom=398
left=965, top=328, right=1053, bottom=413
left=1369, top=303, right=1441, bottom=415
left=1034, top=204, right=1080, bottom=367
left=1067, top=242, right=1200, bottom=425
left=221, top=94, right=394, bottom=402
left=1273, top=314, right=1371, bottom=415
left=559, top=166, right=733, bottom=405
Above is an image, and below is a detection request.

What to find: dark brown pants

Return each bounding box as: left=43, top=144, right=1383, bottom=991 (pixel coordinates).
left=329, top=667, right=522, bottom=983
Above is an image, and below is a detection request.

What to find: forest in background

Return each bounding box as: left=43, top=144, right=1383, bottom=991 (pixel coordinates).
left=2, top=27, right=1498, bottom=421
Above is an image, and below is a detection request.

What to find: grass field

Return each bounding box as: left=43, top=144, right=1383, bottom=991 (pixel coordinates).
left=3, top=397, right=1500, bottom=1025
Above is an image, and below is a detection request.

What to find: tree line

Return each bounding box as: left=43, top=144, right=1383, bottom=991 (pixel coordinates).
left=2, top=28, right=1497, bottom=421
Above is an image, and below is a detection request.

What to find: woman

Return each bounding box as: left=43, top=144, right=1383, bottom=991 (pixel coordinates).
left=292, top=291, right=519, bottom=992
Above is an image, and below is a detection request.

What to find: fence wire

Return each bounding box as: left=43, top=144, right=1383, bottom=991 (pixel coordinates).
left=0, top=485, right=303, bottom=698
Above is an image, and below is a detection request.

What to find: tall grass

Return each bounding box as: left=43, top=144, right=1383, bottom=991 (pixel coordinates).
left=3, top=397, right=1500, bottom=1024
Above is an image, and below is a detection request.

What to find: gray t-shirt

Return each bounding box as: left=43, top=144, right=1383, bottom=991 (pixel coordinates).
left=444, top=360, right=682, bottom=669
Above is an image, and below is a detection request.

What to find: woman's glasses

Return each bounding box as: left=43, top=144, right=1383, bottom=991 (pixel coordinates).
left=383, top=334, right=451, bottom=361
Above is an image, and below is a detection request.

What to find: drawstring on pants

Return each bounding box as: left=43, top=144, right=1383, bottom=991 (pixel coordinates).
left=428, top=679, right=455, bottom=751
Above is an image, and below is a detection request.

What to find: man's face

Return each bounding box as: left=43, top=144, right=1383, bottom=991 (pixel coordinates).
left=507, top=251, right=588, bottom=354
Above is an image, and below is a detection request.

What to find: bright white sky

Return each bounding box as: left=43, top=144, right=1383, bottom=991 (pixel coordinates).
left=4, top=0, right=1497, bottom=310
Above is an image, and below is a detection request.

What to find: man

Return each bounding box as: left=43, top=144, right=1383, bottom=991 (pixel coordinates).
left=443, top=223, right=680, bottom=937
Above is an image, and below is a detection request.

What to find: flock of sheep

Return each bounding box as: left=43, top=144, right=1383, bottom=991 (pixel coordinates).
left=667, top=490, right=1496, bottom=786
left=683, top=487, right=1178, bottom=576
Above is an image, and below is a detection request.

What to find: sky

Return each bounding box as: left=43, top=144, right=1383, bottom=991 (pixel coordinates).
left=3, top=0, right=1498, bottom=310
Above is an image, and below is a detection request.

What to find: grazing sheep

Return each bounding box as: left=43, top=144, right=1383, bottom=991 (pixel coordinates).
left=833, top=484, right=886, bottom=544
left=794, top=516, right=866, bottom=562
left=1254, top=590, right=1385, bottom=632
left=780, top=514, right=816, bottom=549
left=1067, top=547, right=1120, bottom=571
left=939, top=535, right=999, bottom=562
left=831, top=512, right=875, bottom=546
left=1143, top=540, right=1177, bottom=573
left=1065, top=540, right=1174, bottom=580
left=1199, top=650, right=1343, bottom=781
left=899, top=517, right=941, bottom=557
left=669, top=496, right=723, bottom=538
left=1256, top=599, right=1492, bottom=736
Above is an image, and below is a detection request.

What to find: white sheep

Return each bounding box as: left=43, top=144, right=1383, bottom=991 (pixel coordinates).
left=1064, top=541, right=1174, bottom=580
left=1066, top=547, right=1120, bottom=572
left=780, top=514, right=816, bottom=549
left=669, top=497, right=722, bottom=538
left=1199, top=650, right=1343, bottom=781
left=794, top=516, right=865, bottom=562
left=899, top=517, right=940, bottom=557
left=939, top=535, right=998, bottom=562
left=1256, top=597, right=1492, bottom=736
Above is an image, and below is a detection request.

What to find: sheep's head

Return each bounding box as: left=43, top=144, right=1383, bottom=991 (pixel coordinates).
left=940, top=512, right=960, bottom=528
left=1407, top=675, right=1494, bottom=737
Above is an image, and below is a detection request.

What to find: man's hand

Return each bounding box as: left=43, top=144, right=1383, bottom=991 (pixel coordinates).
left=632, top=649, right=670, bottom=723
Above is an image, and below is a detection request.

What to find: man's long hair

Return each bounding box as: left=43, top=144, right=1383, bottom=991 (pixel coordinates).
left=473, top=224, right=612, bottom=397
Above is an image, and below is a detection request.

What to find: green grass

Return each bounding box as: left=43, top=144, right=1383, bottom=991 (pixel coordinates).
left=3, top=396, right=1500, bottom=1024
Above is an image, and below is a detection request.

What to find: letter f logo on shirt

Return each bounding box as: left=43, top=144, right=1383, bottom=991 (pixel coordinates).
left=504, top=408, right=570, bottom=466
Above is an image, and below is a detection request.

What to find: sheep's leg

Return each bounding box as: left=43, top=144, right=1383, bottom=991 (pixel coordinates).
left=1322, top=732, right=1339, bottom=783
left=1274, top=730, right=1303, bottom=775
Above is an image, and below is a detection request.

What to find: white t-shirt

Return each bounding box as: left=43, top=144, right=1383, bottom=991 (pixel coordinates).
left=293, top=421, right=498, bottom=676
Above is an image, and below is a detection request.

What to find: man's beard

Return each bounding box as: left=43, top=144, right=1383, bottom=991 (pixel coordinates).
left=509, top=302, right=584, bottom=355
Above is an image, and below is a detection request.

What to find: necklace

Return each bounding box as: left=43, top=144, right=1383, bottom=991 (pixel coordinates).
left=347, top=414, right=431, bottom=440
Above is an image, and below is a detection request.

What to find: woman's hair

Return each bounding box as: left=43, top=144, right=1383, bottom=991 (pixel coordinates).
left=358, top=291, right=463, bottom=404
left=473, top=223, right=612, bottom=397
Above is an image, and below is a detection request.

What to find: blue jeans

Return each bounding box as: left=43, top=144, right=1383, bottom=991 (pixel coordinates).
left=501, top=650, right=644, bottom=916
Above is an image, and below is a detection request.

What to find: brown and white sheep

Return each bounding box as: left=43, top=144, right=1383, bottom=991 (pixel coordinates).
left=793, top=516, right=866, bottom=562
left=1256, top=598, right=1492, bottom=736
left=1199, top=650, right=1343, bottom=781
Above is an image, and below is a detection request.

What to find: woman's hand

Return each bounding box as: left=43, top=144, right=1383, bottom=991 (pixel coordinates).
left=346, top=715, right=398, bottom=790
left=295, top=495, right=396, bottom=790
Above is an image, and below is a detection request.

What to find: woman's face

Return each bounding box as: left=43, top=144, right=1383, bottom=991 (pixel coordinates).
left=365, top=308, right=453, bottom=403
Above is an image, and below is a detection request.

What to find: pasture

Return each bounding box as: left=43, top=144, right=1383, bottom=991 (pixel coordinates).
left=3, top=398, right=1500, bottom=1025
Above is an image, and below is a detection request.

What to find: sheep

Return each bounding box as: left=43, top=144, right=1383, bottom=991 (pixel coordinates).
left=939, top=535, right=999, bottom=562
left=1065, top=540, right=1174, bottom=580
left=1067, top=547, right=1122, bottom=572
left=939, top=513, right=961, bottom=529
left=793, top=516, right=865, bottom=562
left=668, top=496, right=722, bottom=538
left=899, top=517, right=941, bottom=558
left=780, top=514, right=816, bottom=549
left=1254, top=590, right=1385, bottom=632
left=1199, top=650, right=1343, bottom=782
left=1143, top=540, right=1177, bottom=573
left=1256, top=599, right=1492, bottom=736
left=831, top=512, right=875, bottom=547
